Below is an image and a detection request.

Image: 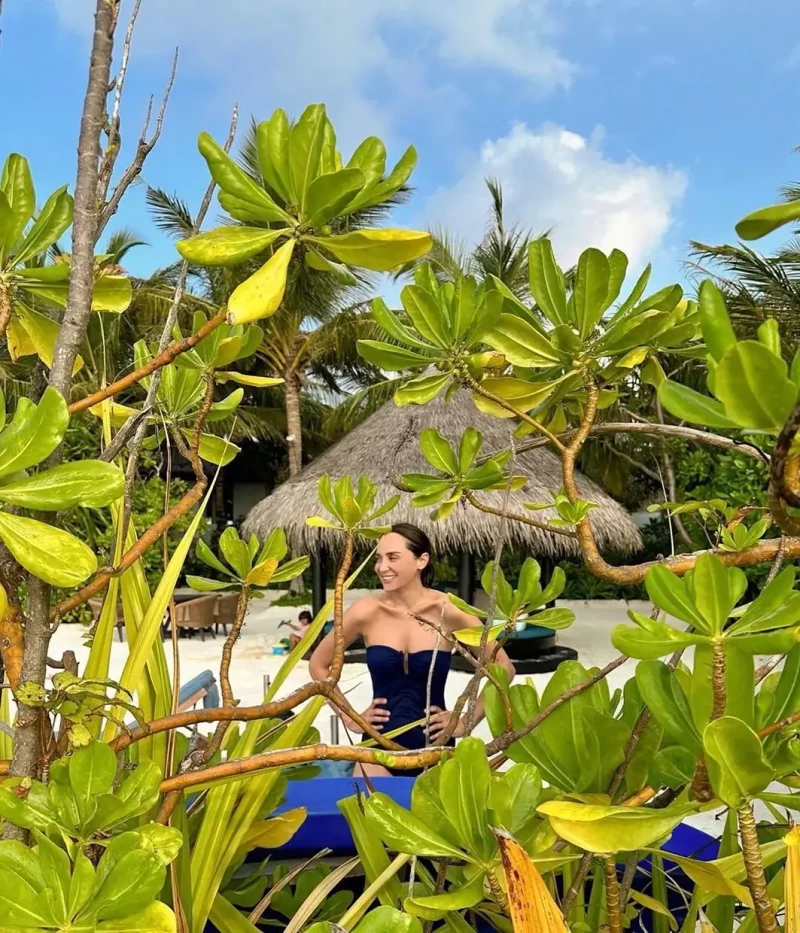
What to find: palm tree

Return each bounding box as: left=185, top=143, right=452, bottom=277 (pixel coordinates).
left=398, top=177, right=541, bottom=296
left=687, top=161, right=800, bottom=345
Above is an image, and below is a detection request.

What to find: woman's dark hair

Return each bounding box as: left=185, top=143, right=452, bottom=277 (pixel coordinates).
left=298, top=610, right=313, bottom=623
left=391, top=523, right=435, bottom=587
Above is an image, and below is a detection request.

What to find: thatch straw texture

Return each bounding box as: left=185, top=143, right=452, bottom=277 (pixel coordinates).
left=243, top=388, right=642, bottom=558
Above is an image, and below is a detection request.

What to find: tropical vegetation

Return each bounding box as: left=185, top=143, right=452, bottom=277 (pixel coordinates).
left=1, top=4, right=800, bottom=933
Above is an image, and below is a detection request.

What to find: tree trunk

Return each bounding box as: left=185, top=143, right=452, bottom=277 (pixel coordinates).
left=7, top=0, right=119, bottom=800
left=284, top=369, right=303, bottom=477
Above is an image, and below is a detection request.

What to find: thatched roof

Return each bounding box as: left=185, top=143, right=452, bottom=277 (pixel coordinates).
left=242, top=388, right=642, bottom=558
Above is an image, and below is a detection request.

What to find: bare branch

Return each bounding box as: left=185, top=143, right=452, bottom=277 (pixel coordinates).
left=97, top=45, right=179, bottom=237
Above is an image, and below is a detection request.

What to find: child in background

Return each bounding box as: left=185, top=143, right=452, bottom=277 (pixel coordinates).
left=288, top=610, right=313, bottom=650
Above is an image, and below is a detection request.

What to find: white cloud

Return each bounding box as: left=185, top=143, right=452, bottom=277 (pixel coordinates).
left=48, top=0, right=576, bottom=147
left=424, top=123, right=688, bottom=268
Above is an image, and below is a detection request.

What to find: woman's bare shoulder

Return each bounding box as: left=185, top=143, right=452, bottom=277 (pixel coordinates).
left=348, top=593, right=383, bottom=620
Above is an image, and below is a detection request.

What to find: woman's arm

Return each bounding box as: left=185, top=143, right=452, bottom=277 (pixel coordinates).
left=427, top=599, right=516, bottom=741
left=308, top=603, right=364, bottom=681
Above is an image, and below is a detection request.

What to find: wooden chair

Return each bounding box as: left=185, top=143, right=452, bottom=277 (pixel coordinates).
left=172, top=594, right=219, bottom=640
left=88, top=597, right=125, bottom=642
left=215, top=592, right=239, bottom=636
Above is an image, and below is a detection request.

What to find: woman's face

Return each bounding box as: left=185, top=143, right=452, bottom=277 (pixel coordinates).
left=375, top=532, right=429, bottom=591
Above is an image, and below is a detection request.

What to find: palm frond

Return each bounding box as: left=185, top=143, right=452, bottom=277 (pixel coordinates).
left=323, top=377, right=405, bottom=435
left=103, top=228, right=147, bottom=265
left=146, top=187, right=195, bottom=239
left=237, top=117, right=264, bottom=186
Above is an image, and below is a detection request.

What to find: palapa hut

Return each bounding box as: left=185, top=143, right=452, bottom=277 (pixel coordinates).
left=243, top=387, right=641, bottom=616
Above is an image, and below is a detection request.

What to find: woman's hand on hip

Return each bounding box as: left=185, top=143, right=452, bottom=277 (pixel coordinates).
left=342, top=697, right=390, bottom=733
left=425, top=706, right=466, bottom=742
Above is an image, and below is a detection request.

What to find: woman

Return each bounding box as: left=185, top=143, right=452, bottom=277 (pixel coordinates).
left=309, top=523, right=515, bottom=776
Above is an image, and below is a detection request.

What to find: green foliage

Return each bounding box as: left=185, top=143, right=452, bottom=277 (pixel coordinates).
left=187, top=525, right=309, bottom=593
left=306, top=473, right=399, bottom=538
left=178, top=105, right=430, bottom=324
left=401, top=426, right=526, bottom=520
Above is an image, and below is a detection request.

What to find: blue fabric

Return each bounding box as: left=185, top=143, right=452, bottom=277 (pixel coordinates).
left=178, top=669, right=220, bottom=709
left=363, top=646, right=452, bottom=774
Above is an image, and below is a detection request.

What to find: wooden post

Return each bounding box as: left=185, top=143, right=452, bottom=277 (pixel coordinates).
left=312, top=550, right=327, bottom=619
left=458, top=551, right=475, bottom=604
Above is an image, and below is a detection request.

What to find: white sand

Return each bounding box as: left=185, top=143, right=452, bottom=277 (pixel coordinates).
left=47, top=595, right=773, bottom=838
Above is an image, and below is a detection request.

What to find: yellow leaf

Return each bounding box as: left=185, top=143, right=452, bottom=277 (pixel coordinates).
left=227, top=239, right=295, bottom=324
left=494, top=827, right=568, bottom=932
left=454, top=623, right=506, bottom=646
left=311, top=228, right=432, bottom=272
left=9, top=304, right=83, bottom=373
left=235, top=807, right=307, bottom=858
left=628, top=889, right=677, bottom=930
left=246, top=556, right=278, bottom=587
left=89, top=400, right=140, bottom=428
left=786, top=825, right=800, bottom=932
left=538, top=800, right=697, bottom=854
left=215, top=371, right=284, bottom=388
left=472, top=376, right=555, bottom=419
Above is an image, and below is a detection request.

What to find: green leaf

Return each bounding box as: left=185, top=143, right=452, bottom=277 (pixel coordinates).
left=219, top=526, right=251, bottom=579
left=177, top=226, right=285, bottom=266
left=355, top=145, right=418, bottom=210
left=198, top=130, right=289, bottom=220
left=357, top=339, right=434, bottom=372
left=371, top=296, right=433, bottom=350
left=530, top=607, right=575, bottom=630
left=486, top=314, right=561, bottom=368
left=0, top=153, right=35, bottom=251
left=69, top=850, right=96, bottom=920
left=186, top=575, right=232, bottom=593
left=419, top=428, right=458, bottom=475
left=93, top=847, right=166, bottom=921
left=395, top=373, right=450, bottom=406
left=649, top=745, right=697, bottom=789
left=355, top=906, right=423, bottom=933
left=14, top=186, right=73, bottom=265
left=400, top=284, right=449, bottom=347
left=728, top=567, right=800, bottom=636
left=193, top=432, right=240, bottom=466
left=257, top=110, right=294, bottom=203
left=693, top=553, right=738, bottom=635
left=657, top=379, right=738, bottom=429
left=714, top=340, right=797, bottom=432
left=289, top=104, right=327, bottom=212
left=698, top=280, right=736, bottom=363
left=365, top=793, right=471, bottom=861
left=196, top=538, right=234, bottom=577
left=306, top=169, right=365, bottom=225
left=0, top=781, right=58, bottom=832
left=97, top=902, right=178, bottom=932
left=70, top=739, right=118, bottom=824
left=35, top=832, right=71, bottom=926
left=472, top=376, right=555, bottom=419
left=528, top=238, right=567, bottom=325
left=405, top=874, right=486, bottom=919
left=0, top=387, right=68, bottom=478
left=0, top=510, right=97, bottom=587
left=537, top=799, right=697, bottom=853
left=736, top=199, right=800, bottom=240
left=311, top=229, right=432, bottom=272
left=611, top=620, right=710, bottom=661
left=440, top=737, right=494, bottom=861
left=0, top=460, right=123, bottom=510
left=703, top=717, right=775, bottom=808
left=574, top=247, right=611, bottom=337
left=645, top=566, right=707, bottom=629
left=90, top=273, right=133, bottom=313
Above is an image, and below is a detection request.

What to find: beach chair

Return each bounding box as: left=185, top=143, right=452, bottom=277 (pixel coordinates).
left=215, top=591, right=238, bottom=636
left=172, top=594, right=218, bottom=640
left=87, top=597, right=125, bottom=642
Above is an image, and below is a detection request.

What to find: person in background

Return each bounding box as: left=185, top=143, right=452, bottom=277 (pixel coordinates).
left=288, top=610, right=313, bottom=650
left=309, top=523, right=515, bottom=776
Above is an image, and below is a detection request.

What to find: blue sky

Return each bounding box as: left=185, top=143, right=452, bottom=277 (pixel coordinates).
left=3, top=0, right=799, bottom=290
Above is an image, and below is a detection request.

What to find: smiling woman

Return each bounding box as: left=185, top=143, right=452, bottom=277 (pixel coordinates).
left=308, top=522, right=516, bottom=776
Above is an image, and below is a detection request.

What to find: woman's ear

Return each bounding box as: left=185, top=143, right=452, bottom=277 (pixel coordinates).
left=417, top=553, right=430, bottom=572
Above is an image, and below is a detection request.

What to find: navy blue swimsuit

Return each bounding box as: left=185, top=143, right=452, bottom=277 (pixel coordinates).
left=364, top=645, right=453, bottom=775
